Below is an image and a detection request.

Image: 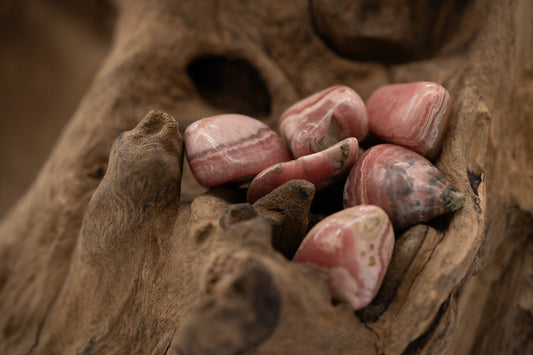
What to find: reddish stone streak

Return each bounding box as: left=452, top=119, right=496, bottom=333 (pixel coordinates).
left=333, top=101, right=367, bottom=139
left=185, top=114, right=292, bottom=187
left=281, top=85, right=344, bottom=119
left=293, top=205, right=394, bottom=310
left=279, top=85, right=368, bottom=157
left=288, top=99, right=338, bottom=157
left=247, top=138, right=358, bottom=203
left=187, top=127, right=275, bottom=160
left=190, top=137, right=291, bottom=187
left=376, top=221, right=393, bottom=284
left=366, top=82, right=451, bottom=160
left=294, top=223, right=368, bottom=294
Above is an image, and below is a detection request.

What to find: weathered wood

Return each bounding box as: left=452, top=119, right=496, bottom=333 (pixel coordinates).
left=1, top=1, right=532, bottom=354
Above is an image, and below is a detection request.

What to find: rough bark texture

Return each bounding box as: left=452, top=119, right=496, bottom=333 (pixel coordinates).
left=1, top=0, right=532, bottom=354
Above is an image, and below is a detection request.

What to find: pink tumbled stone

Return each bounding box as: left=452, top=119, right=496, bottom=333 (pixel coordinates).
left=343, top=144, right=465, bottom=230
left=366, top=81, right=452, bottom=160
left=279, top=85, right=368, bottom=158
left=246, top=137, right=358, bottom=203
left=293, top=205, right=394, bottom=310
left=185, top=114, right=292, bottom=187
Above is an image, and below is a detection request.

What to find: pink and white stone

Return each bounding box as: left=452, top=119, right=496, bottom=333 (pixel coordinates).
left=293, top=205, right=394, bottom=310
left=366, top=82, right=452, bottom=160
left=343, top=144, right=465, bottom=230
left=279, top=85, right=368, bottom=158
left=246, top=137, right=358, bottom=203
left=185, top=114, right=292, bottom=187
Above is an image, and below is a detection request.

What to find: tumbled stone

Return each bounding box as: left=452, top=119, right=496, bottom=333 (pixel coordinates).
left=366, top=82, right=452, bottom=160
left=343, top=144, right=465, bottom=230
left=246, top=137, right=358, bottom=203
left=279, top=85, right=368, bottom=158
left=293, top=205, right=394, bottom=311
left=185, top=114, right=292, bottom=187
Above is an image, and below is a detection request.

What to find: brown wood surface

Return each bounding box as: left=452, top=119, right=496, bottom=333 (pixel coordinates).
left=1, top=1, right=532, bottom=354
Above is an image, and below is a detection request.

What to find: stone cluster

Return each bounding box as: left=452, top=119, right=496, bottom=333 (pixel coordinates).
left=184, top=82, right=465, bottom=311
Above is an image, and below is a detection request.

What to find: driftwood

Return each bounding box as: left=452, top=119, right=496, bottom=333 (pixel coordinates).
left=1, top=0, right=532, bottom=354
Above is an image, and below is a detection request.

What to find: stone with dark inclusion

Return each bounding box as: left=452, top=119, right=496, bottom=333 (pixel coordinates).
left=343, top=144, right=465, bottom=230
left=279, top=85, right=368, bottom=158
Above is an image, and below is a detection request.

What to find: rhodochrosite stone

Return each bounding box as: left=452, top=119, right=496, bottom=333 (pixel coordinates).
left=293, top=205, right=394, bottom=310
left=185, top=114, right=292, bottom=187
left=246, top=137, right=358, bottom=203
left=366, top=82, right=452, bottom=160
left=343, top=144, right=465, bottom=230
left=279, top=85, right=368, bottom=158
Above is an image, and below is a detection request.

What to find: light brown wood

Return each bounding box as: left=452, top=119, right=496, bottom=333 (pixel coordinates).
left=1, top=1, right=532, bottom=353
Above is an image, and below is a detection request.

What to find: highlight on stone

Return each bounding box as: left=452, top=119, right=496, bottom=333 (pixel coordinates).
left=366, top=81, right=452, bottom=160
left=279, top=85, right=368, bottom=158
left=246, top=137, right=358, bottom=203
left=293, top=205, right=394, bottom=311
left=343, top=144, right=465, bottom=230
left=184, top=114, right=292, bottom=187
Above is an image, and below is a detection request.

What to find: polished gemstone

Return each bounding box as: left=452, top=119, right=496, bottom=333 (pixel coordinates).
left=246, top=137, right=358, bottom=203
left=343, top=144, right=465, bottom=230
left=366, top=82, right=452, bottom=160
left=185, top=114, right=292, bottom=187
left=293, top=205, right=394, bottom=310
left=279, top=85, right=368, bottom=158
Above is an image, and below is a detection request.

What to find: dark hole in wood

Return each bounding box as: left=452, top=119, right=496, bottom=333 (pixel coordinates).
left=187, top=56, right=271, bottom=118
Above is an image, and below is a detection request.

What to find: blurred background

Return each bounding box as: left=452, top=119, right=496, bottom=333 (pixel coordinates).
left=0, top=0, right=116, bottom=218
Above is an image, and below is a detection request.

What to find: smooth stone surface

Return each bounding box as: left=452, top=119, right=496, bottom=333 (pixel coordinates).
left=185, top=114, right=292, bottom=187
left=366, top=81, right=452, bottom=160
left=343, top=144, right=465, bottom=230
left=279, top=85, right=368, bottom=158
left=293, top=205, right=394, bottom=310
left=246, top=137, right=358, bottom=203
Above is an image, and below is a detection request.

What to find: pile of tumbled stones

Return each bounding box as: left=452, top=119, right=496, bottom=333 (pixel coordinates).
left=184, top=82, right=465, bottom=310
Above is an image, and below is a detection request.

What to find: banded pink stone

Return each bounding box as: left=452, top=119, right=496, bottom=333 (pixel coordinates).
left=343, top=144, right=465, bottom=230
left=246, top=137, right=358, bottom=203
left=279, top=85, right=368, bottom=158
left=185, top=114, right=292, bottom=187
left=293, top=205, right=394, bottom=310
left=366, top=81, right=452, bottom=160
